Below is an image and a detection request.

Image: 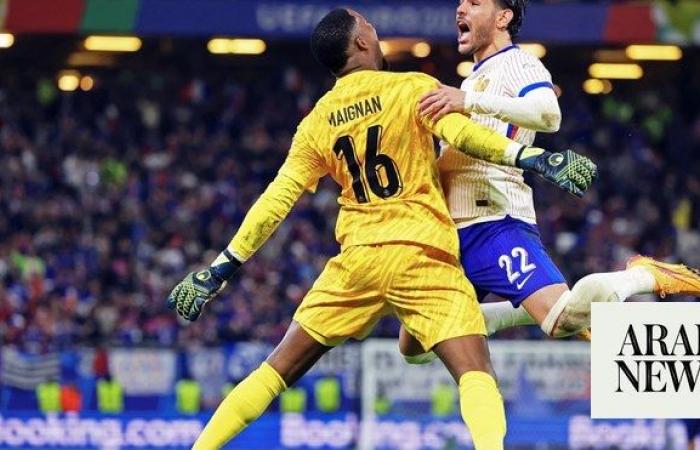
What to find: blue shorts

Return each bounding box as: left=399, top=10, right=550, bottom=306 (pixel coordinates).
left=458, top=216, right=566, bottom=307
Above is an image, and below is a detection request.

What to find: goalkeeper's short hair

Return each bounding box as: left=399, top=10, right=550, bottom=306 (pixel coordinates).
left=310, top=8, right=356, bottom=75
left=496, top=0, right=526, bottom=39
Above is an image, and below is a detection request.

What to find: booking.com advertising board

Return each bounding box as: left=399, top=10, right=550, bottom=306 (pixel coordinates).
left=0, top=412, right=689, bottom=450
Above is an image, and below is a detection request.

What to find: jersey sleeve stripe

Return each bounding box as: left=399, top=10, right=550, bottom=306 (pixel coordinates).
left=518, top=81, right=554, bottom=97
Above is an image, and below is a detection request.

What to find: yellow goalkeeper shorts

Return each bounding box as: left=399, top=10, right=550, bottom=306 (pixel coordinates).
left=293, top=243, right=485, bottom=350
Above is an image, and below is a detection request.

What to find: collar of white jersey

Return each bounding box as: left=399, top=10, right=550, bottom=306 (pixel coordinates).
left=472, top=44, right=518, bottom=72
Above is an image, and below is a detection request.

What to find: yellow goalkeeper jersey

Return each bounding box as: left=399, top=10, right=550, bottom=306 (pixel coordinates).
left=280, top=70, right=462, bottom=256
left=227, top=70, right=518, bottom=262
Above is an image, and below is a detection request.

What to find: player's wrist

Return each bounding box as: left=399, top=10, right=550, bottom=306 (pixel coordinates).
left=503, top=143, right=528, bottom=167
left=209, top=248, right=243, bottom=281
left=514, top=146, right=547, bottom=172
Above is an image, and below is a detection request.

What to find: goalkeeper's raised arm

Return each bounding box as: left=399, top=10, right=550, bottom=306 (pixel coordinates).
left=167, top=120, right=325, bottom=321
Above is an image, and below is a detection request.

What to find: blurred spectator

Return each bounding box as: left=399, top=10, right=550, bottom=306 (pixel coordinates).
left=35, top=378, right=60, bottom=413
left=96, top=374, right=124, bottom=414
left=176, top=375, right=202, bottom=415
left=60, top=382, right=82, bottom=412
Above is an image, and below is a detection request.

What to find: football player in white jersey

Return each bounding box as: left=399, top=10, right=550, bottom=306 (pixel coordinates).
left=400, top=0, right=700, bottom=358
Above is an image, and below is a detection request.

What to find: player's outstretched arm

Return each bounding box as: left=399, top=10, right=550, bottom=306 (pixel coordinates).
left=167, top=173, right=306, bottom=321
left=428, top=113, right=597, bottom=198
left=168, top=113, right=324, bottom=321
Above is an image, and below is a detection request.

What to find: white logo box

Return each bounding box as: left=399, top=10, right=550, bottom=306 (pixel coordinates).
left=591, top=302, right=700, bottom=418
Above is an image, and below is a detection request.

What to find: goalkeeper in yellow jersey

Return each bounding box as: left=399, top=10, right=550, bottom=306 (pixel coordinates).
left=167, top=8, right=596, bottom=450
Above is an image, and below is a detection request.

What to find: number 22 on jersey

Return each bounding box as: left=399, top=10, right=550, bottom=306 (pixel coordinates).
left=333, top=125, right=403, bottom=203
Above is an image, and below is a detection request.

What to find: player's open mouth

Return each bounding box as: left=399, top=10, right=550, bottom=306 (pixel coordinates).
left=457, top=21, right=471, bottom=43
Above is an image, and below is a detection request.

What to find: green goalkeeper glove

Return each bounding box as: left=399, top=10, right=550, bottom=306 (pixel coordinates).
left=516, top=147, right=597, bottom=198
left=167, top=249, right=241, bottom=321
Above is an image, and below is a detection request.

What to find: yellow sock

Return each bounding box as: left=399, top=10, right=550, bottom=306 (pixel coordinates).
left=458, top=371, right=506, bottom=450
left=193, top=362, right=287, bottom=450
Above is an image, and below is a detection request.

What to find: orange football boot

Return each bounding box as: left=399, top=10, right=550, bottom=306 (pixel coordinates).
left=626, top=255, right=700, bottom=298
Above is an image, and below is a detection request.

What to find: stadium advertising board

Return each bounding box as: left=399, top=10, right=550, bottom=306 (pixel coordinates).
left=186, top=343, right=361, bottom=404
left=362, top=340, right=590, bottom=405
left=108, top=349, right=176, bottom=395
left=0, top=413, right=688, bottom=449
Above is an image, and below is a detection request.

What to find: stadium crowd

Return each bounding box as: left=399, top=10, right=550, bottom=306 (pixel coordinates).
left=1, top=58, right=699, bottom=351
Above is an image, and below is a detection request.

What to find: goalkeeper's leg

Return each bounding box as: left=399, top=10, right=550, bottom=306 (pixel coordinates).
left=193, top=322, right=330, bottom=450
left=434, top=335, right=506, bottom=450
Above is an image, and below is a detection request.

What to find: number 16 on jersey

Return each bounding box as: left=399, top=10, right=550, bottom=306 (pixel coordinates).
left=333, top=125, right=403, bottom=203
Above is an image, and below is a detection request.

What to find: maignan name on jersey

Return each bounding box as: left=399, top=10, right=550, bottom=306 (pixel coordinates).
left=328, top=96, right=382, bottom=127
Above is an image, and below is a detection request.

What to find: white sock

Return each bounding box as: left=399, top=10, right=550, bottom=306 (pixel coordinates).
left=541, top=268, right=657, bottom=337
left=608, top=267, right=656, bottom=300
left=481, top=302, right=536, bottom=335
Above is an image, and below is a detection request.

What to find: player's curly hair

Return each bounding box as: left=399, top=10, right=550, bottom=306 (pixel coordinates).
left=495, top=0, right=526, bottom=39
left=310, top=8, right=356, bottom=75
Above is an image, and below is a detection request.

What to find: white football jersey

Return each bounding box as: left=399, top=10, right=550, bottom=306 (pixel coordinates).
left=438, top=45, right=555, bottom=227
